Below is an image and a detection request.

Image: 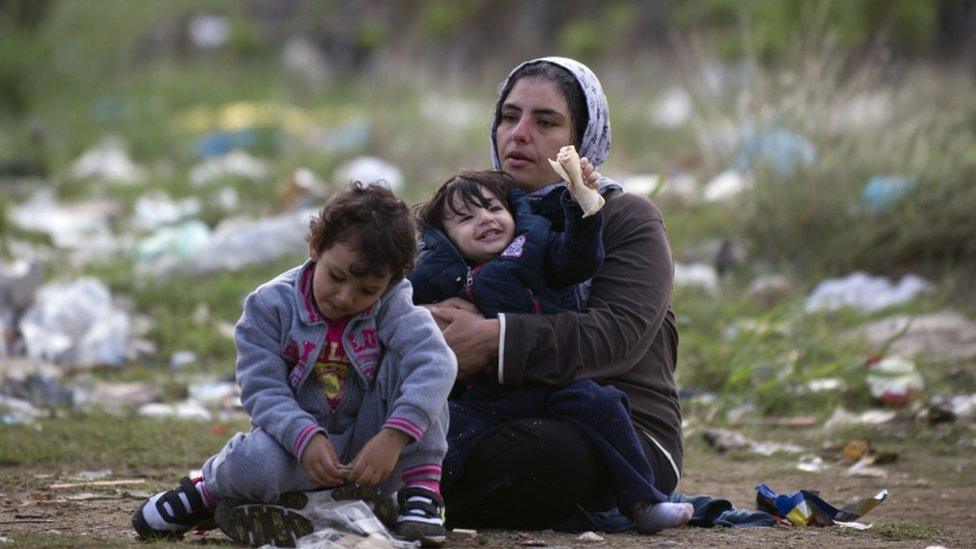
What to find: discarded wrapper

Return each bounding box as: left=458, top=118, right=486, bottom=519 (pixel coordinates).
left=548, top=145, right=604, bottom=217
left=755, top=483, right=888, bottom=527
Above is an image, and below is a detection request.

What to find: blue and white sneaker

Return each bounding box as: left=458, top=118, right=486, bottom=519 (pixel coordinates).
left=395, top=487, right=446, bottom=547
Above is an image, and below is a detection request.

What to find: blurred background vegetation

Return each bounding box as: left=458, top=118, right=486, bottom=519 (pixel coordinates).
left=1, top=0, right=975, bottom=418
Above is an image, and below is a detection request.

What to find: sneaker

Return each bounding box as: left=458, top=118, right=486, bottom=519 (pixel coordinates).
left=214, top=485, right=397, bottom=548
left=395, top=487, right=446, bottom=547
left=132, top=477, right=214, bottom=540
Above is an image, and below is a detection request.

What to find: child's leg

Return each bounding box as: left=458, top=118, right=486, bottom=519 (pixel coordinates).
left=202, top=427, right=320, bottom=502
left=543, top=380, right=669, bottom=507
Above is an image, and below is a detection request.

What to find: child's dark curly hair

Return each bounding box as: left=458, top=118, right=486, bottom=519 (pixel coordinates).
left=416, top=170, right=515, bottom=233
left=307, top=182, right=415, bottom=282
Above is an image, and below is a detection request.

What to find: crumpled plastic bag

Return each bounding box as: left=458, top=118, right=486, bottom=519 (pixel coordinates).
left=19, top=278, right=129, bottom=367
left=755, top=483, right=887, bottom=527
left=279, top=498, right=416, bottom=549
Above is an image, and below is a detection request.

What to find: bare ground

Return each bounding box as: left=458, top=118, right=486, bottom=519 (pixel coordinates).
left=1, top=421, right=973, bottom=548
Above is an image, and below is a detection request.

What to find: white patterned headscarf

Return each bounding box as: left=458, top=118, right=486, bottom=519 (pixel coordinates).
left=490, top=56, right=612, bottom=172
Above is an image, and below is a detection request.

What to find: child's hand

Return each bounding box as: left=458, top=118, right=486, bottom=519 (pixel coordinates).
left=347, top=428, right=410, bottom=486
left=580, top=157, right=601, bottom=190
left=300, top=433, right=346, bottom=486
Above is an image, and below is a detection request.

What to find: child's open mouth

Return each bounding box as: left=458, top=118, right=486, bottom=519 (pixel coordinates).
left=478, top=229, right=503, bottom=241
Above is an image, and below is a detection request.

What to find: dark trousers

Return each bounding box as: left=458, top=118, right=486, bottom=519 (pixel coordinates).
left=442, top=380, right=673, bottom=528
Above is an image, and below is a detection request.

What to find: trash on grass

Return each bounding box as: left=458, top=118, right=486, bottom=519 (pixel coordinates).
left=796, top=454, right=826, bottom=473
left=865, top=356, right=924, bottom=406
left=138, top=401, right=212, bottom=422
left=734, top=130, right=817, bottom=176
left=755, top=483, right=887, bottom=527
left=188, top=13, right=229, bottom=50
left=856, top=312, right=976, bottom=363
left=674, top=262, right=719, bottom=295
left=577, top=531, right=604, bottom=542
left=918, top=394, right=976, bottom=424
left=650, top=86, right=693, bottom=128
left=188, top=150, right=269, bottom=187
left=170, top=350, right=198, bottom=370
left=68, top=137, right=147, bottom=184
left=824, top=407, right=896, bottom=429
left=131, top=192, right=201, bottom=231
left=136, top=220, right=212, bottom=263
left=703, top=169, right=753, bottom=202
left=9, top=188, right=120, bottom=250
left=333, top=156, right=403, bottom=192
left=19, top=278, right=129, bottom=368
left=804, top=272, right=933, bottom=313
left=860, top=175, right=916, bottom=213
left=703, top=428, right=803, bottom=456
left=277, top=167, right=330, bottom=210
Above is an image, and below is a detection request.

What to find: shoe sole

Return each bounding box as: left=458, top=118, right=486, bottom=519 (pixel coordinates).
left=331, top=484, right=398, bottom=527
left=215, top=492, right=314, bottom=548
left=396, top=521, right=446, bottom=547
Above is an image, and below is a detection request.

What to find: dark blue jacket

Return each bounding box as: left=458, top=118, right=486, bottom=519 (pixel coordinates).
left=409, top=188, right=603, bottom=318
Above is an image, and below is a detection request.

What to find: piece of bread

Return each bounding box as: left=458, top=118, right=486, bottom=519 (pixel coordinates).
left=548, top=145, right=605, bottom=217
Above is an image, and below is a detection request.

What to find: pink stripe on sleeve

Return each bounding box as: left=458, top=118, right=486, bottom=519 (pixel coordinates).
left=383, top=417, right=424, bottom=440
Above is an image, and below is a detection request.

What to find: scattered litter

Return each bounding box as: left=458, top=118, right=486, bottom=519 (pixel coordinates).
left=282, top=36, right=332, bottom=85
left=734, top=130, right=816, bottom=176
left=131, top=192, right=201, bottom=231
left=841, top=438, right=871, bottom=462
left=746, top=274, right=791, bottom=302
left=50, top=479, right=145, bottom=490
left=620, top=174, right=661, bottom=196
left=90, top=382, right=160, bottom=412
left=804, top=272, right=933, bottom=313
left=846, top=458, right=888, bottom=478
left=918, top=394, right=976, bottom=424
left=420, top=94, right=482, bottom=129
left=703, top=169, right=752, bottom=202
left=856, top=312, right=976, bottom=363
left=170, top=350, right=198, bottom=370
left=139, top=401, right=212, bottom=422
left=835, top=520, right=873, bottom=530
left=657, top=172, right=699, bottom=204
left=138, top=208, right=315, bottom=277
left=277, top=167, right=330, bottom=210
left=860, top=175, right=916, bottom=213
left=0, top=394, right=45, bottom=425
left=136, top=220, right=211, bottom=263
left=452, top=528, right=478, bottom=536
left=866, top=356, right=924, bottom=406
left=68, top=137, right=147, bottom=184
left=0, top=260, right=45, bottom=338
left=752, top=416, right=817, bottom=427
left=196, top=128, right=259, bottom=158
left=824, top=407, right=896, bottom=429
left=9, top=188, right=119, bottom=250
left=674, top=262, right=719, bottom=295
left=188, top=379, right=240, bottom=408
left=651, top=86, right=693, bottom=128
left=333, top=156, right=403, bottom=192
left=19, top=278, right=129, bottom=367
left=576, top=531, right=604, bottom=542
left=796, top=454, right=826, bottom=473
left=300, top=119, right=371, bottom=154
left=286, top=494, right=414, bottom=548
left=755, top=483, right=887, bottom=527
left=188, top=13, right=228, bottom=50
left=188, top=150, right=269, bottom=187
left=703, top=428, right=803, bottom=456
left=806, top=378, right=844, bottom=393
left=72, top=469, right=112, bottom=481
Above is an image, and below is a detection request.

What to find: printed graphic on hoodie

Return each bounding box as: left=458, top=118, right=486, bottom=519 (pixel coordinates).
left=312, top=317, right=350, bottom=409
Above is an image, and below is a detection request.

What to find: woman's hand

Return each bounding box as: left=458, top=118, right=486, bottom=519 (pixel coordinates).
left=424, top=298, right=478, bottom=330
left=430, top=307, right=499, bottom=380
left=300, top=433, right=346, bottom=487
left=581, top=157, right=601, bottom=189
left=347, top=428, right=410, bottom=486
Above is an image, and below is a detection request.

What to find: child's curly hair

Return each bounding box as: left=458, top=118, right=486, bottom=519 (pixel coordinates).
left=307, top=182, right=416, bottom=282
left=416, top=170, right=515, bottom=233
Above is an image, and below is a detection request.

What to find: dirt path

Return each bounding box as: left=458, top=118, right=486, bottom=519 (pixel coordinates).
left=1, top=422, right=972, bottom=548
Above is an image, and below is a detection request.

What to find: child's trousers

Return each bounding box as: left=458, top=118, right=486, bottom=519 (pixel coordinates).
left=200, top=382, right=449, bottom=503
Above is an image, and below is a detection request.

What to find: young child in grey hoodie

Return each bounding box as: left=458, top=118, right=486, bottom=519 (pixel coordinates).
left=133, top=183, right=457, bottom=548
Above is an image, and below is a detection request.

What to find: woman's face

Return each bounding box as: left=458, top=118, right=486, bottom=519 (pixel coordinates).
left=495, top=77, right=575, bottom=192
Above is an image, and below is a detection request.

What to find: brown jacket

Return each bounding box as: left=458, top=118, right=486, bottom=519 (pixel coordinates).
left=499, top=189, right=683, bottom=475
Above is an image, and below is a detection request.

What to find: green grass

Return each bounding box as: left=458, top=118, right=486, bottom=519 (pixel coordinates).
left=868, top=522, right=942, bottom=541
left=0, top=414, right=247, bottom=469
